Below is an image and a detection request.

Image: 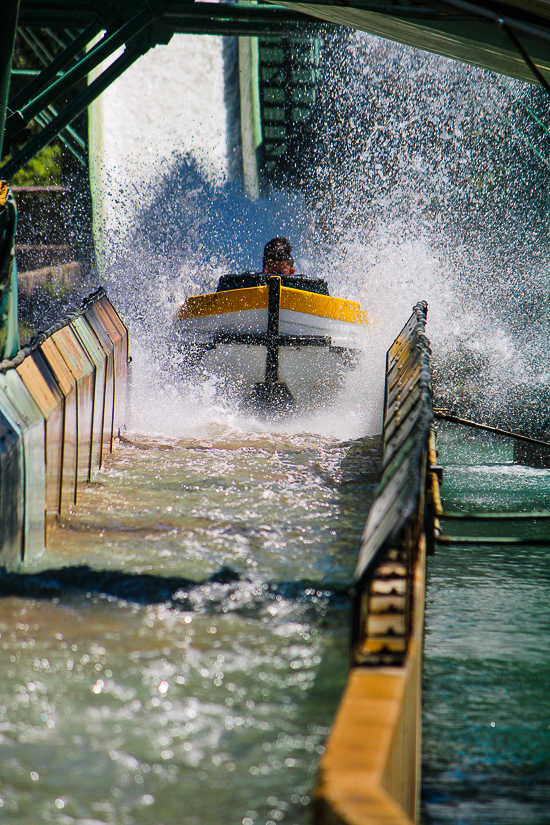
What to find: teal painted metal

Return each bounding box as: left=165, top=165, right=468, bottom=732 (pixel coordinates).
left=4, top=7, right=158, bottom=148
left=159, top=18, right=320, bottom=36
left=258, top=36, right=321, bottom=181
left=0, top=187, right=20, bottom=361
left=1, top=44, right=145, bottom=180
left=0, top=0, right=20, bottom=152
left=0, top=407, right=23, bottom=568
left=0, top=369, right=46, bottom=563
left=33, top=107, right=87, bottom=167
left=8, top=20, right=102, bottom=115
left=4, top=27, right=89, bottom=167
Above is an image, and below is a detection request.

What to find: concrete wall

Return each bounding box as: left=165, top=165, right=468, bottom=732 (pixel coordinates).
left=0, top=290, right=128, bottom=570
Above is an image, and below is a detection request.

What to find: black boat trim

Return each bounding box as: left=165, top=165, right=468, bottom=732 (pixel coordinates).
left=213, top=331, right=333, bottom=348
left=216, top=271, right=330, bottom=296
left=266, top=275, right=281, bottom=383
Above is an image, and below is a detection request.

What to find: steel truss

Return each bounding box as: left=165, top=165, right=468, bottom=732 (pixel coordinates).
left=3, top=0, right=550, bottom=179
left=1, top=0, right=330, bottom=180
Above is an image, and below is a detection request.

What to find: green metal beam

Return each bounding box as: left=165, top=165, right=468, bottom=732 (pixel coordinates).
left=3, top=7, right=161, bottom=149
left=4, top=5, right=327, bottom=151
left=9, top=20, right=103, bottom=114
left=18, top=1, right=327, bottom=29
left=1, top=42, right=146, bottom=180
left=1, top=0, right=20, bottom=152
left=6, top=3, right=319, bottom=154
left=0, top=4, right=21, bottom=361
left=34, top=110, right=87, bottom=166
left=2, top=0, right=326, bottom=176
left=159, top=16, right=327, bottom=35
left=166, top=2, right=325, bottom=23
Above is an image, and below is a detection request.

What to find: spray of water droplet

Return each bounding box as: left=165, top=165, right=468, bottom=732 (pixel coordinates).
left=92, top=30, right=550, bottom=439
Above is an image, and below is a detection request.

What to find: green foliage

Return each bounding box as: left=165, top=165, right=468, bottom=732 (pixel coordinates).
left=9, top=143, right=62, bottom=186
left=42, top=278, right=72, bottom=299
left=17, top=321, right=34, bottom=344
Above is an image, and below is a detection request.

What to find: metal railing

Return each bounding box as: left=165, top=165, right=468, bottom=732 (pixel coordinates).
left=0, top=286, right=107, bottom=372
left=351, top=301, right=433, bottom=666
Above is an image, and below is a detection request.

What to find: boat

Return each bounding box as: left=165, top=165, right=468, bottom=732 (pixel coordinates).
left=176, top=271, right=370, bottom=413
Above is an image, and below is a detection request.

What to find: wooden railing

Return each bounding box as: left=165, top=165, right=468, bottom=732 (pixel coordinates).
left=314, top=302, right=433, bottom=825
left=0, top=289, right=128, bottom=569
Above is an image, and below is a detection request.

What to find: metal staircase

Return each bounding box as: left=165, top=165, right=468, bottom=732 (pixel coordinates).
left=258, top=35, right=321, bottom=184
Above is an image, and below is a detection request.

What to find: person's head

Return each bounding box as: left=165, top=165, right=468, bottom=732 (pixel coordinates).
left=262, top=237, right=295, bottom=275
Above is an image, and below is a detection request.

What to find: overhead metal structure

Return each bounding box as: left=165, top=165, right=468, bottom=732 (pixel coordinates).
left=1, top=0, right=550, bottom=182
left=1, top=1, right=332, bottom=181
left=271, top=0, right=550, bottom=88
left=1, top=2, right=20, bottom=149
left=11, top=0, right=550, bottom=85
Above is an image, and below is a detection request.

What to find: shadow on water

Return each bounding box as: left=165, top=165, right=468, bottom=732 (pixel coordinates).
left=106, top=153, right=315, bottom=292
left=0, top=565, right=350, bottom=615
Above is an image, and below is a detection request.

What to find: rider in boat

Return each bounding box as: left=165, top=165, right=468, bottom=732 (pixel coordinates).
left=215, top=238, right=329, bottom=296
left=262, top=237, right=295, bottom=276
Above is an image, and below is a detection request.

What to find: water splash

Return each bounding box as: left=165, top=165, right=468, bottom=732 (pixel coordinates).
left=93, top=31, right=549, bottom=439
left=295, top=31, right=550, bottom=427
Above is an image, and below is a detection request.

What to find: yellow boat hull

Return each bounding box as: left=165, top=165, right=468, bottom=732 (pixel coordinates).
left=176, top=279, right=368, bottom=411
left=177, top=284, right=369, bottom=347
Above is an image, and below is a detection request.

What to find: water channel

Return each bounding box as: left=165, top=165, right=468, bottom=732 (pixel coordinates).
left=2, top=381, right=550, bottom=824
left=0, top=411, right=382, bottom=824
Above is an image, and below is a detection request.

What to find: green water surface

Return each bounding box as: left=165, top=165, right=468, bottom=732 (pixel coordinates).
left=422, top=424, right=550, bottom=824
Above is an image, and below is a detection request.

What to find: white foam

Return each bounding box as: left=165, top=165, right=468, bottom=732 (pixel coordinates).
left=91, top=30, right=549, bottom=441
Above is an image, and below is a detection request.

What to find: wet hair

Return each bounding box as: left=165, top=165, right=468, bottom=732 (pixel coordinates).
left=263, top=237, right=294, bottom=267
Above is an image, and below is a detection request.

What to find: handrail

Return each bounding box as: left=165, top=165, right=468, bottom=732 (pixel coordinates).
left=0, top=286, right=106, bottom=372
left=351, top=300, right=433, bottom=666
left=434, top=410, right=550, bottom=449
left=314, top=302, right=433, bottom=825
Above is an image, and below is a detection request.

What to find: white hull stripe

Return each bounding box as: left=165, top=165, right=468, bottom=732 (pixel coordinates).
left=179, top=307, right=367, bottom=343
